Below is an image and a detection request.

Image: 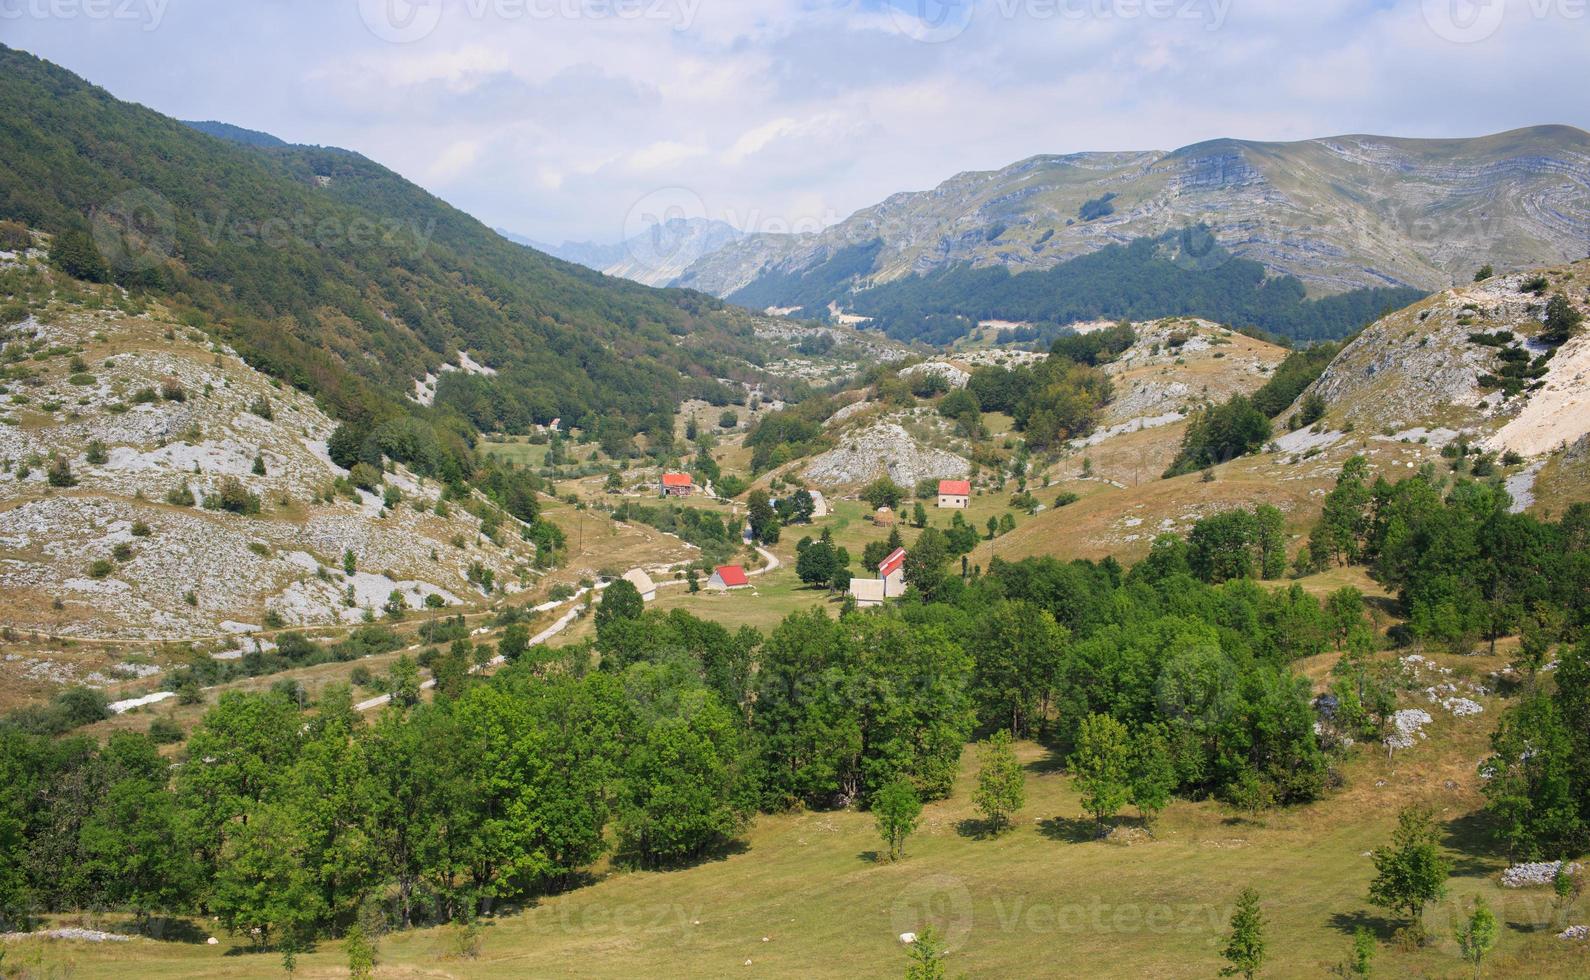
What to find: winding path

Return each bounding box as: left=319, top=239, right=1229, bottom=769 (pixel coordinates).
left=353, top=547, right=781, bottom=714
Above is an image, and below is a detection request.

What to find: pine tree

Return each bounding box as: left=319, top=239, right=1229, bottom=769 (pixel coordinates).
left=1219, top=888, right=1266, bottom=978
left=904, top=926, right=949, bottom=980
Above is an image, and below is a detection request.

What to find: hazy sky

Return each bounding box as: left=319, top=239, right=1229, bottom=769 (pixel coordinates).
left=6, top=0, right=1587, bottom=243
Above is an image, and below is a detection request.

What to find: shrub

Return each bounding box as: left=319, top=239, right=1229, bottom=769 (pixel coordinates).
left=349, top=462, right=382, bottom=492
left=130, top=520, right=152, bottom=537
left=0, top=219, right=31, bottom=252
left=148, top=716, right=184, bottom=744
left=87, top=558, right=114, bottom=579
left=130, top=386, right=159, bottom=405
left=159, top=376, right=186, bottom=402
left=205, top=476, right=261, bottom=515
left=166, top=481, right=196, bottom=507
left=111, top=542, right=134, bottom=562
left=46, top=454, right=77, bottom=487
left=248, top=395, right=273, bottom=420
left=85, top=439, right=109, bottom=464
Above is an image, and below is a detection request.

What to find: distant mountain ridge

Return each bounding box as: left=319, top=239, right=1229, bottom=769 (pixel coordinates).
left=679, top=125, right=1590, bottom=308
left=504, top=217, right=743, bottom=288
left=181, top=119, right=290, bottom=149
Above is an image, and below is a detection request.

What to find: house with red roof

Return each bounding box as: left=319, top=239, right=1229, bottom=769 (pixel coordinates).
left=660, top=472, right=694, bottom=497
left=937, top=479, right=971, bottom=509
left=849, top=547, right=908, bottom=607
left=706, top=564, right=750, bottom=590
left=879, top=547, right=907, bottom=594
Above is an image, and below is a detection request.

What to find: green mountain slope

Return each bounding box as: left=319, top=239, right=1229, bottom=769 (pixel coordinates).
left=0, top=44, right=764, bottom=443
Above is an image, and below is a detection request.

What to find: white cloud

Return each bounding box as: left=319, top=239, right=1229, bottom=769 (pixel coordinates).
left=5, top=0, right=1586, bottom=243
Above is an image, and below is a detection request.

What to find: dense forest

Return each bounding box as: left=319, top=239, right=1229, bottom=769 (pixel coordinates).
left=732, top=228, right=1423, bottom=346
left=5, top=458, right=1584, bottom=951
left=0, top=45, right=771, bottom=456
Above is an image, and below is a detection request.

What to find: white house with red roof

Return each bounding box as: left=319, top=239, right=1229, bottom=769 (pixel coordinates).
left=660, top=472, right=694, bottom=497
left=879, top=546, right=907, bottom=594
left=706, top=564, right=750, bottom=590
left=849, top=546, right=907, bottom=607
left=937, top=479, right=971, bottom=509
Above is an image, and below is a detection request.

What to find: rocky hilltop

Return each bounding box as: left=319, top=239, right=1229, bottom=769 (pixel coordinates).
left=1302, top=259, right=1590, bottom=458
left=0, top=293, right=536, bottom=641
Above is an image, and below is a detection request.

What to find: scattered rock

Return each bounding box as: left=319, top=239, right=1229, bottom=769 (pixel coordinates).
left=1561, top=925, right=1588, bottom=941
left=1501, top=861, right=1581, bottom=888
left=1, top=928, right=129, bottom=943
left=1384, top=709, right=1433, bottom=750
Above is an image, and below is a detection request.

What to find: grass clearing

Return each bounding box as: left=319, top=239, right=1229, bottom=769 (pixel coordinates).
left=20, top=728, right=1588, bottom=978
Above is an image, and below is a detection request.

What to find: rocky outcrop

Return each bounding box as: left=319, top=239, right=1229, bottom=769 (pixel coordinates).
left=803, top=423, right=969, bottom=487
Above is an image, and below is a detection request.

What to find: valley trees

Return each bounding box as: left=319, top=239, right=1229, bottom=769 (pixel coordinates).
left=972, top=730, right=1025, bottom=834
left=873, top=778, right=923, bottom=861
left=1368, top=805, right=1451, bottom=940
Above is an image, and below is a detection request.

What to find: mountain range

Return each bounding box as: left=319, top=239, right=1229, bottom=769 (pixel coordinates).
left=669, top=126, right=1590, bottom=339
left=503, top=217, right=743, bottom=289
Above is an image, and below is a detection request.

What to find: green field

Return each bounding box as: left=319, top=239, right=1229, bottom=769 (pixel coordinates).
left=13, top=724, right=1587, bottom=978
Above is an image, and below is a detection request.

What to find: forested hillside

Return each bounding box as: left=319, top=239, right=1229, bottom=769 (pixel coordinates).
left=0, top=45, right=766, bottom=451
left=729, top=230, right=1423, bottom=346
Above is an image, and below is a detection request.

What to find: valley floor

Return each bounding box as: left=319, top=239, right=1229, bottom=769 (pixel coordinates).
left=12, top=707, right=1589, bottom=978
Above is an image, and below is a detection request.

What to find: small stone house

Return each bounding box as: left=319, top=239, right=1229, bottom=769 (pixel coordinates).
left=937, top=480, right=971, bottom=509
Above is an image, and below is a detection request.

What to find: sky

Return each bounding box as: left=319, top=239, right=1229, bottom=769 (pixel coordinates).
left=5, top=0, right=1588, bottom=244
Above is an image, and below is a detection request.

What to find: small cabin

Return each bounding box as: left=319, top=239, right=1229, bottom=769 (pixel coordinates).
left=622, top=568, right=658, bottom=603
left=849, top=578, right=886, bottom=608
left=878, top=547, right=907, bottom=596
left=937, top=479, right=971, bottom=509
left=707, top=565, right=750, bottom=591
left=660, top=472, right=694, bottom=497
